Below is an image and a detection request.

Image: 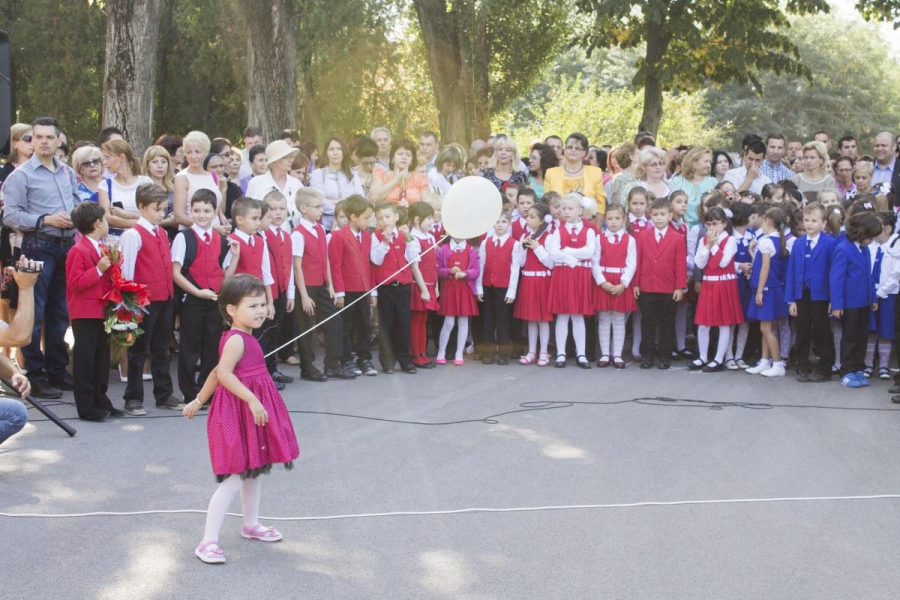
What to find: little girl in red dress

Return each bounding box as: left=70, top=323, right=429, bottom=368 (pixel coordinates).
left=514, top=203, right=555, bottom=366
left=184, top=274, right=299, bottom=564
left=435, top=236, right=480, bottom=365
left=691, top=206, right=744, bottom=372
left=592, top=204, right=636, bottom=369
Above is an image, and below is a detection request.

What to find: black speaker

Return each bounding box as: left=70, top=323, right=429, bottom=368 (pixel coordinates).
left=0, top=30, right=12, bottom=157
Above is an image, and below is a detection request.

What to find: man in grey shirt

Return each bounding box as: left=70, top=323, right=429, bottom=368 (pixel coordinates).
left=1, top=117, right=80, bottom=399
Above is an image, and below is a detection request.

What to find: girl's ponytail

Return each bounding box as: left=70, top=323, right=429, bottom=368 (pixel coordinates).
left=530, top=203, right=552, bottom=239
left=765, top=207, right=788, bottom=258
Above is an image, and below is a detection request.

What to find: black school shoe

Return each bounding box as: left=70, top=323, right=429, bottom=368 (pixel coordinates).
left=657, top=359, right=670, bottom=370
left=301, top=369, right=327, bottom=382
left=640, top=356, right=655, bottom=369
left=325, top=366, right=357, bottom=380
left=30, top=380, right=63, bottom=399
left=48, top=373, right=75, bottom=391
left=79, top=409, right=110, bottom=422
left=400, top=362, right=418, bottom=374
left=808, top=372, right=832, bottom=383
left=272, top=371, right=294, bottom=384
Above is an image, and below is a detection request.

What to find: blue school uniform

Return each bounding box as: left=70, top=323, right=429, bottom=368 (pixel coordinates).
left=748, top=234, right=788, bottom=321
left=869, top=243, right=897, bottom=339
left=784, top=232, right=836, bottom=304
left=734, top=231, right=754, bottom=316
left=829, top=239, right=875, bottom=311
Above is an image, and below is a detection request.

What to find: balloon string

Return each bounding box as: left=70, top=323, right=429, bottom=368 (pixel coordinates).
left=264, top=234, right=449, bottom=359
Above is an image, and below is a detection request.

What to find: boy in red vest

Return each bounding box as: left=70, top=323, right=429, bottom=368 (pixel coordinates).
left=329, top=194, right=377, bottom=376
left=477, top=210, right=520, bottom=364
left=171, top=189, right=237, bottom=403
left=291, top=188, right=355, bottom=381
left=120, top=184, right=183, bottom=415
left=370, top=200, right=423, bottom=374
left=66, top=202, right=121, bottom=421
left=261, top=190, right=296, bottom=385
left=634, top=197, right=687, bottom=370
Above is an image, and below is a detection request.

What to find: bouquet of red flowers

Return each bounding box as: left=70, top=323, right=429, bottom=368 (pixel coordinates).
left=101, top=245, right=150, bottom=359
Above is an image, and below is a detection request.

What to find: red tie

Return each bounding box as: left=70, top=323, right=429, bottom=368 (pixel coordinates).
left=614, top=233, right=619, bottom=243
left=249, top=235, right=254, bottom=247
left=356, top=232, right=362, bottom=245
left=277, top=230, right=283, bottom=244
left=203, top=232, right=210, bottom=244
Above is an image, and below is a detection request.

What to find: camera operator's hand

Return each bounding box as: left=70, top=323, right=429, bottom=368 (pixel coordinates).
left=9, top=373, right=30, bottom=399
left=8, top=257, right=41, bottom=289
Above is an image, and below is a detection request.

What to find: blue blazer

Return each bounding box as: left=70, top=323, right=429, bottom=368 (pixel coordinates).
left=829, top=239, right=876, bottom=310
left=784, top=233, right=836, bottom=303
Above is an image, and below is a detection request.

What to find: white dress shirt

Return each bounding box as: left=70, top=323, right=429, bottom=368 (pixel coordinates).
left=512, top=228, right=553, bottom=270
left=171, top=223, right=214, bottom=265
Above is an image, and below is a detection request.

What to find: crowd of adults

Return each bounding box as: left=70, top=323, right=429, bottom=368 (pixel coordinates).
left=0, top=117, right=899, bottom=440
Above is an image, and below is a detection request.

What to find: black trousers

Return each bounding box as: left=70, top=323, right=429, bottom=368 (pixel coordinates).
left=257, top=295, right=287, bottom=374
left=341, top=291, right=372, bottom=363
left=125, top=299, right=174, bottom=403
left=792, top=289, right=834, bottom=375
left=377, top=282, right=412, bottom=368
left=71, top=319, right=114, bottom=417
left=840, top=306, right=870, bottom=375
left=298, top=285, right=343, bottom=371
left=638, top=292, right=676, bottom=360
left=482, top=286, right=511, bottom=355
left=178, top=297, right=222, bottom=400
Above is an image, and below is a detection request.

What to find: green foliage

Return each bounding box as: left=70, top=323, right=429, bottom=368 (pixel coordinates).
left=857, top=0, right=900, bottom=27
left=1, top=0, right=106, bottom=143
left=155, top=0, right=247, bottom=141
left=704, top=12, right=900, bottom=151
left=575, top=0, right=830, bottom=93
left=493, top=75, right=728, bottom=150
left=296, top=0, right=439, bottom=141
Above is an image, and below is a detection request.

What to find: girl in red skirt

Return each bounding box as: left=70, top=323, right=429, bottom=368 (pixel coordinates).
left=435, top=236, right=480, bottom=364
left=514, top=203, right=555, bottom=366
left=183, top=275, right=299, bottom=564
left=593, top=204, right=636, bottom=369
left=408, top=202, right=440, bottom=368
left=690, top=206, right=745, bottom=372
left=548, top=193, right=598, bottom=368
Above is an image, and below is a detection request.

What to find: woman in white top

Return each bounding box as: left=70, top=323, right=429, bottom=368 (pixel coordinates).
left=310, top=136, right=363, bottom=230
left=173, top=131, right=223, bottom=231
left=97, top=139, right=151, bottom=231
left=790, top=140, right=836, bottom=204
left=428, top=145, right=465, bottom=196
left=637, top=145, right=671, bottom=200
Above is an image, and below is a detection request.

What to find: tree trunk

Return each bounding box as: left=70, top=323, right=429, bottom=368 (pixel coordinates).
left=240, top=0, right=298, bottom=143
left=102, top=0, right=167, bottom=155
left=412, top=0, right=477, bottom=146
left=298, top=59, right=320, bottom=146
left=637, top=11, right=671, bottom=138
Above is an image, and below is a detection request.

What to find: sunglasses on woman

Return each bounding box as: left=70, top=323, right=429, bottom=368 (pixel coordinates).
left=81, top=158, right=102, bottom=168
left=20, top=135, right=32, bottom=143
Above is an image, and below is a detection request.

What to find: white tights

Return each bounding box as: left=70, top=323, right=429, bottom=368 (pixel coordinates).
left=697, top=325, right=732, bottom=364
left=726, top=323, right=749, bottom=362
left=865, top=334, right=892, bottom=369
left=437, top=316, right=469, bottom=361
left=527, top=321, right=550, bottom=356
left=555, top=314, right=586, bottom=358
left=598, top=311, right=627, bottom=358
left=202, top=475, right=261, bottom=543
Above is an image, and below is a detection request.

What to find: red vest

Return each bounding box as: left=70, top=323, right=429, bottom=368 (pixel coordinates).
left=522, top=230, right=551, bottom=272
left=415, top=232, right=438, bottom=285
left=230, top=232, right=264, bottom=280
left=703, top=237, right=735, bottom=278
left=599, top=231, right=629, bottom=270
left=187, top=229, right=224, bottom=293
left=483, top=235, right=515, bottom=288
left=294, top=221, right=328, bottom=287
left=511, top=218, right=527, bottom=241
left=264, top=227, right=292, bottom=298
left=372, top=230, right=413, bottom=285
left=135, top=224, right=173, bottom=301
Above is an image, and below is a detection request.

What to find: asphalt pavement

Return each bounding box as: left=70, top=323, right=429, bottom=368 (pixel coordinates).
left=2, top=358, right=900, bottom=599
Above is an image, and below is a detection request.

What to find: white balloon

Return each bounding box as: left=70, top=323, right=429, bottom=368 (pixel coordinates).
left=441, top=176, right=503, bottom=239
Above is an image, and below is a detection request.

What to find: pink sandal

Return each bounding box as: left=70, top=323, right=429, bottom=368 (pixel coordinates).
left=241, top=524, right=283, bottom=542
left=519, top=353, right=536, bottom=365
left=537, top=352, right=551, bottom=367
left=453, top=359, right=464, bottom=366
left=195, top=541, right=226, bottom=564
